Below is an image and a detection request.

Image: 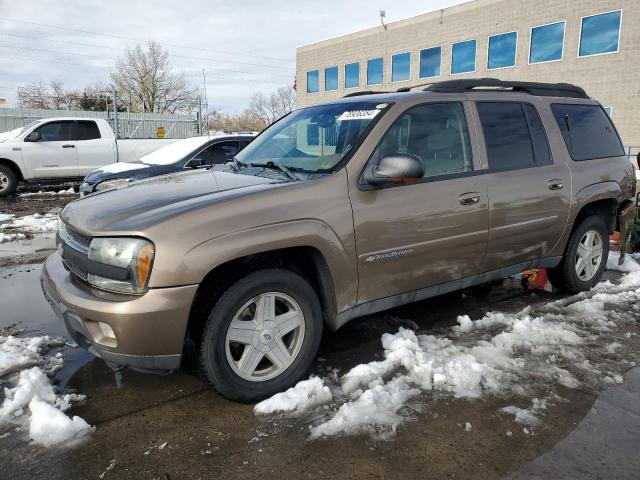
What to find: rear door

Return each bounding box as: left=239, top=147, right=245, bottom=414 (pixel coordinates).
left=472, top=100, right=571, bottom=271
left=21, top=120, right=77, bottom=178
left=74, top=120, right=115, bottom=175
left=348, top=100, right=489, bottom=304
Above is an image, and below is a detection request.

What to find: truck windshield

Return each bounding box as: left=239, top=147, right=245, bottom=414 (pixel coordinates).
left=235, top=101, right=390, bottom=173
left=0, top=121, right=39, bottom=140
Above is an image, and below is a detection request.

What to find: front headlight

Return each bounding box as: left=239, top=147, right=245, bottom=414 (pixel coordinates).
left=87, top=237, right=155, bottom=294
left=95, top=178, right=129, bottom=192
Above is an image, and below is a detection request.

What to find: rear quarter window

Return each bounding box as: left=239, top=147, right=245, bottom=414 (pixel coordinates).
left=551, top=104, right=624, bottom=161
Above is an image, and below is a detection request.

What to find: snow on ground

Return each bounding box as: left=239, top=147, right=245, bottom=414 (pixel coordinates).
left=0, top=335, right=93, bottom=446
left=96, top=162, right=149, bottom=174
left=0, top=213, right=59, bottom=239
left=19, top=188, right=76, bottom=197
left=0, top=232, right=26, bottom=243
left=254, top=377, right=332, bottom=415
left=257, top=258, right=640, bottom=440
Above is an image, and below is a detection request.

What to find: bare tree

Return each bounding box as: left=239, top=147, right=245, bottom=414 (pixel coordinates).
left=18, top=80, right=79, bottom=109
left=111, top=40, right=199, bottom=113
left=246, top=85, right=296, bottom=128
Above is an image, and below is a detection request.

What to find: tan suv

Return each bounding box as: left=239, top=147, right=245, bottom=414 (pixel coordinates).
left=41, top=79, right=636, bottom=402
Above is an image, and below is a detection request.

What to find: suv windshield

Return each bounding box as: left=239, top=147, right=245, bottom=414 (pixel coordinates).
left=235, top=101, right=390, bottom=173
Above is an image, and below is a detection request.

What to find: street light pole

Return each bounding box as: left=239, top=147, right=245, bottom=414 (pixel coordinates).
left=109, top=83, right=119, bottom=139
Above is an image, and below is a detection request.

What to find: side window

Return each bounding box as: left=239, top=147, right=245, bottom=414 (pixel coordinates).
left=477, top=102, right=535, bottom=171
left=551, top=104, right=624, bottom=161
left=523, top=104, right=551, bottom=166
left=33, top=121, right=73, bottom=142
left=197, top=141, right=240, bottom=165
left=370, top=102, right=473, bottom=180
left=75, top=121, right=101, bottom=141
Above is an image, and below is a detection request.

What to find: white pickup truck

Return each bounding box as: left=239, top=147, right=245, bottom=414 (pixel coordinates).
left=0, top=117, right=179, bottom=196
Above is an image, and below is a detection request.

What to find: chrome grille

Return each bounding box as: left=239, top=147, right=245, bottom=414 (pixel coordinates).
left=66, top=227, right=92, bottom=250
left=62, top=256, right=89, bottom=281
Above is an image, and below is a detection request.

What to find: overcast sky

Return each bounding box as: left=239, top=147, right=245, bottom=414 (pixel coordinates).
left=0, top=0, right=468, bottom=113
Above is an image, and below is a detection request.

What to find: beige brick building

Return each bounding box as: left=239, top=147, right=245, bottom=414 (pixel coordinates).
left=296, top=0, right=640, bottom=148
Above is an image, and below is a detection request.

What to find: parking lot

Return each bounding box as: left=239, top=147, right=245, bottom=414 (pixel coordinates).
left=1, top=190, right=639, bottom=480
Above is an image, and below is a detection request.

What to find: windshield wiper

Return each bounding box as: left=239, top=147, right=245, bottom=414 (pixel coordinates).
left=230, top=156, right=248, bottom=172
left=250, top=161, right=300, bottom=181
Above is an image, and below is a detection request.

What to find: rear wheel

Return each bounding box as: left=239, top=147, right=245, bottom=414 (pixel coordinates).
left=547, top=215, right=609, bottom=293
left=0, top=165, right=18, bottom=197
left=199, top=269, right=323, bottom=402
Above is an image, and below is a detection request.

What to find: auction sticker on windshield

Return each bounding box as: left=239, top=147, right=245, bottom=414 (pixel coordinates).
left=337, top=110, right=381, bottom=121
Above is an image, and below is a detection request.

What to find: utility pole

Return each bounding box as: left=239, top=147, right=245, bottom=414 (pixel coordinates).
left=110, top=83, right=119, bottom=139
left=198, top=96, right=203, bottom=135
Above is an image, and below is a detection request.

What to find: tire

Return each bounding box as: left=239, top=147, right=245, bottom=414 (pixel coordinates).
left=630, top=231, right=640, bottom=253
left=0, top=165, right=18, bottom=197
left=547, top=215, right=609, bottom=293
left=199, top=268, right=323, bottom=402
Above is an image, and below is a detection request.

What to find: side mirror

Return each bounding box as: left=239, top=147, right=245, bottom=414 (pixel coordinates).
left=24, top=131, right=42, bottom=142
left=363, top=154, right=424, bottom=186
left=187, top=158, right=207, bottom=168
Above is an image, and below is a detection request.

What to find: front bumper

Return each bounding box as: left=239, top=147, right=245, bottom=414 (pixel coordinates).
left=41, top=252, right=199, bottom=371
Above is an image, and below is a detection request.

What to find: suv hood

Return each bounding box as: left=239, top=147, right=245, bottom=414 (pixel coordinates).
left=62, top=169, right=283, bottom=233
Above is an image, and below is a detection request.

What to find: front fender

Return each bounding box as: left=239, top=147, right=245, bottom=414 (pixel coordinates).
left=152, top=219, right=358, bottom=314
left=0, top=145, right=28, bottom=179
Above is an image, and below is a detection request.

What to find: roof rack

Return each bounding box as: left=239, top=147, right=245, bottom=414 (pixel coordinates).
left=342, top=90, right=391, bottom=98
left=424, top=78, right=589, bottom=99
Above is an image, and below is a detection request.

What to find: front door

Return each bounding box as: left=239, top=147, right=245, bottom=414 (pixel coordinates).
left=473, top=101, right=571, bottom=271
left=22, top=120, right=77, bottom=178
left=348, top=101, right=489, bottom=304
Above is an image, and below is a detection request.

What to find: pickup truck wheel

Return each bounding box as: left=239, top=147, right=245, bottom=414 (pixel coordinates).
left=547, top=215, right=609, bottom=293
left=199, top=269, right=323, bottom=402
left=0, top=165, right=17, bottom=197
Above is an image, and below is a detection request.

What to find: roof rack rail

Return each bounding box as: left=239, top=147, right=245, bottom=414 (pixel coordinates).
left=342, top=90, right=391, bottom=98
left=424, top=78, right=589, bottom=99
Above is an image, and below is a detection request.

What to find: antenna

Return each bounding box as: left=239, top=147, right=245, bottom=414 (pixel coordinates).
left=379, top=10, right=387, bottom=30
left=202, top=68, right=210, bottom=140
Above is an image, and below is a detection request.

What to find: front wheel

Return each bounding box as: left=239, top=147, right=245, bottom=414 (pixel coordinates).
left=547, top=215, right=609, bottom=293
left=199, top=269, right=323, bottom=402
left=0, top=165, right=18, bottom=197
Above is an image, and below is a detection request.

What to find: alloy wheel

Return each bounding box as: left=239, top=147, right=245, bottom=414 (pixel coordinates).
left=225, top=292, right=305, bottom=382
left=575, top=229, right=604, bottom=281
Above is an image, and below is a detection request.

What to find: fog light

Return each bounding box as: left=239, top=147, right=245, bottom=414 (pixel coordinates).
left=98, top=322, right=116, bottom=340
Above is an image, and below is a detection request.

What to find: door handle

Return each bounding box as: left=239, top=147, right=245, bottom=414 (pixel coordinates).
left=62, top=144, right=75, bottom=148
left=547, top=180, right=563, bottom=190
left=459, top=192, right=480, bottom=205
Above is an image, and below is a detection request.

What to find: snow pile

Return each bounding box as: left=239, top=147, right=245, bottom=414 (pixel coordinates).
left=0, top=232, right=26, bottom=243
left=0, top=335, right=64, bottom=377
left=500, top=398, right=547, bottom=426
left=254, top=377, right=332, bottom=415
left=19, top=188, right=76, bottom=197
left=258, top=256, right=640, bottom=440
left=0, top=213, right=58, bottom=235
left=1, top=368, right=93, bottom=446
left=607, top=251, right=640, bottom=273
left=0, top=335, right=93, bottom=446
left=96, top=162, right=149, bottom=174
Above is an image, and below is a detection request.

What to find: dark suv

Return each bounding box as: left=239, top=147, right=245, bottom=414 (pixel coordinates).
left=80, top=133, right=255, bottom=195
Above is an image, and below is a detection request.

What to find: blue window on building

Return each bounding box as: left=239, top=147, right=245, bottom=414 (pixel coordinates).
left=419, top=46, right=441, bottom=78
left=530, top=21, right=565, bottom=63
left=579, top=10, right=622, bottom=57
left=391, top=52, right=411, bottom=82
left=307, top=70, right=319, bottom=93
left=451, top=40, right=476, bottom=74
left=487, top=31, right=518, bottom=69
left=367, top=57, right=384, bottom=85
left=325, top=66, right=338, bottom=91
left=344, top=62, right=360, bottom=88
